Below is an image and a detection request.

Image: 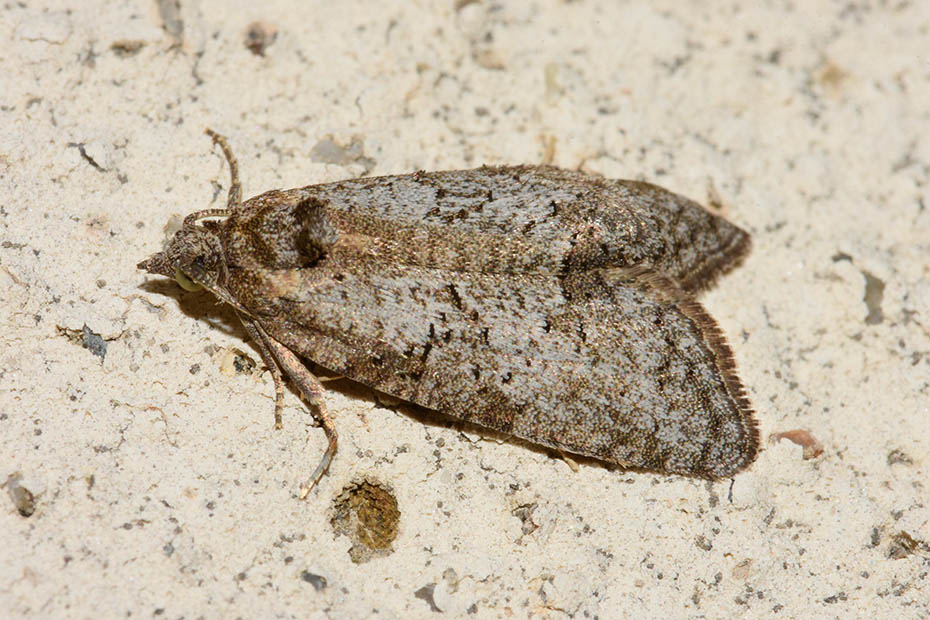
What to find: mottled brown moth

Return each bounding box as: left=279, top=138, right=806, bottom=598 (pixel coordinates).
left=139, top=130, right=759, bottom=497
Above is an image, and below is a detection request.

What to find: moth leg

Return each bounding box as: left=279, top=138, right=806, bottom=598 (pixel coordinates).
left=242, top=318, right=338, bottom=498
left=204, top=129, right=242, bottom=209
left=556, top=449, right=580, bottom=473
left=240, top=318, right=285, bottom=430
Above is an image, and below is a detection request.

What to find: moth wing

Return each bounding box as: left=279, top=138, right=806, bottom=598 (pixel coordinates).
left=308, top=166, right=749, bottom=292
left=258, top=262, right=757, bottom=478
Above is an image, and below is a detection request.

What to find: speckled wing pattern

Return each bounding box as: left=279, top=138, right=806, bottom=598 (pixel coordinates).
left=306, top=166, right=749, bottom=292
left=217, top=165, right=758, bottom=478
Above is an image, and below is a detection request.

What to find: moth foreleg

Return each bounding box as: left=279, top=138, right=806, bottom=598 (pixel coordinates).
left=242, top=318, right=338, bottom=499
left=240, top=318, right=286, bottom=430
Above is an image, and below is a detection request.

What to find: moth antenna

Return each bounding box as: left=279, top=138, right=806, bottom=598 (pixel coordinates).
left=183, top=208, right=232, bottom=226
left=205, top=128, right=242, bottom=209
left=183, top=130, right=242, bottom=226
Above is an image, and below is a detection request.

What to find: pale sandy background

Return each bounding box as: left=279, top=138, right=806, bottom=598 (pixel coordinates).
left=2, top=1, right=928, bottom=618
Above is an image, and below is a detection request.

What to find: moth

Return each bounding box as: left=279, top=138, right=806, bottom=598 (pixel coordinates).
left=139, top=130, right=759, bottom=497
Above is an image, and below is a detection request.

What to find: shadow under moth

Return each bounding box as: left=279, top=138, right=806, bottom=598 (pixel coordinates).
left=138, top=130, right=759, bottom=498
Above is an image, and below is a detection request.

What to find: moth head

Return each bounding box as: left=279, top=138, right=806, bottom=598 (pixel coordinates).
left=138, top=224, right=225, bottom=294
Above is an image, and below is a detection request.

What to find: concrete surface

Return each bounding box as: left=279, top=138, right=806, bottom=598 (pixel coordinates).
left=1, top=1, right=928, bottom=618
